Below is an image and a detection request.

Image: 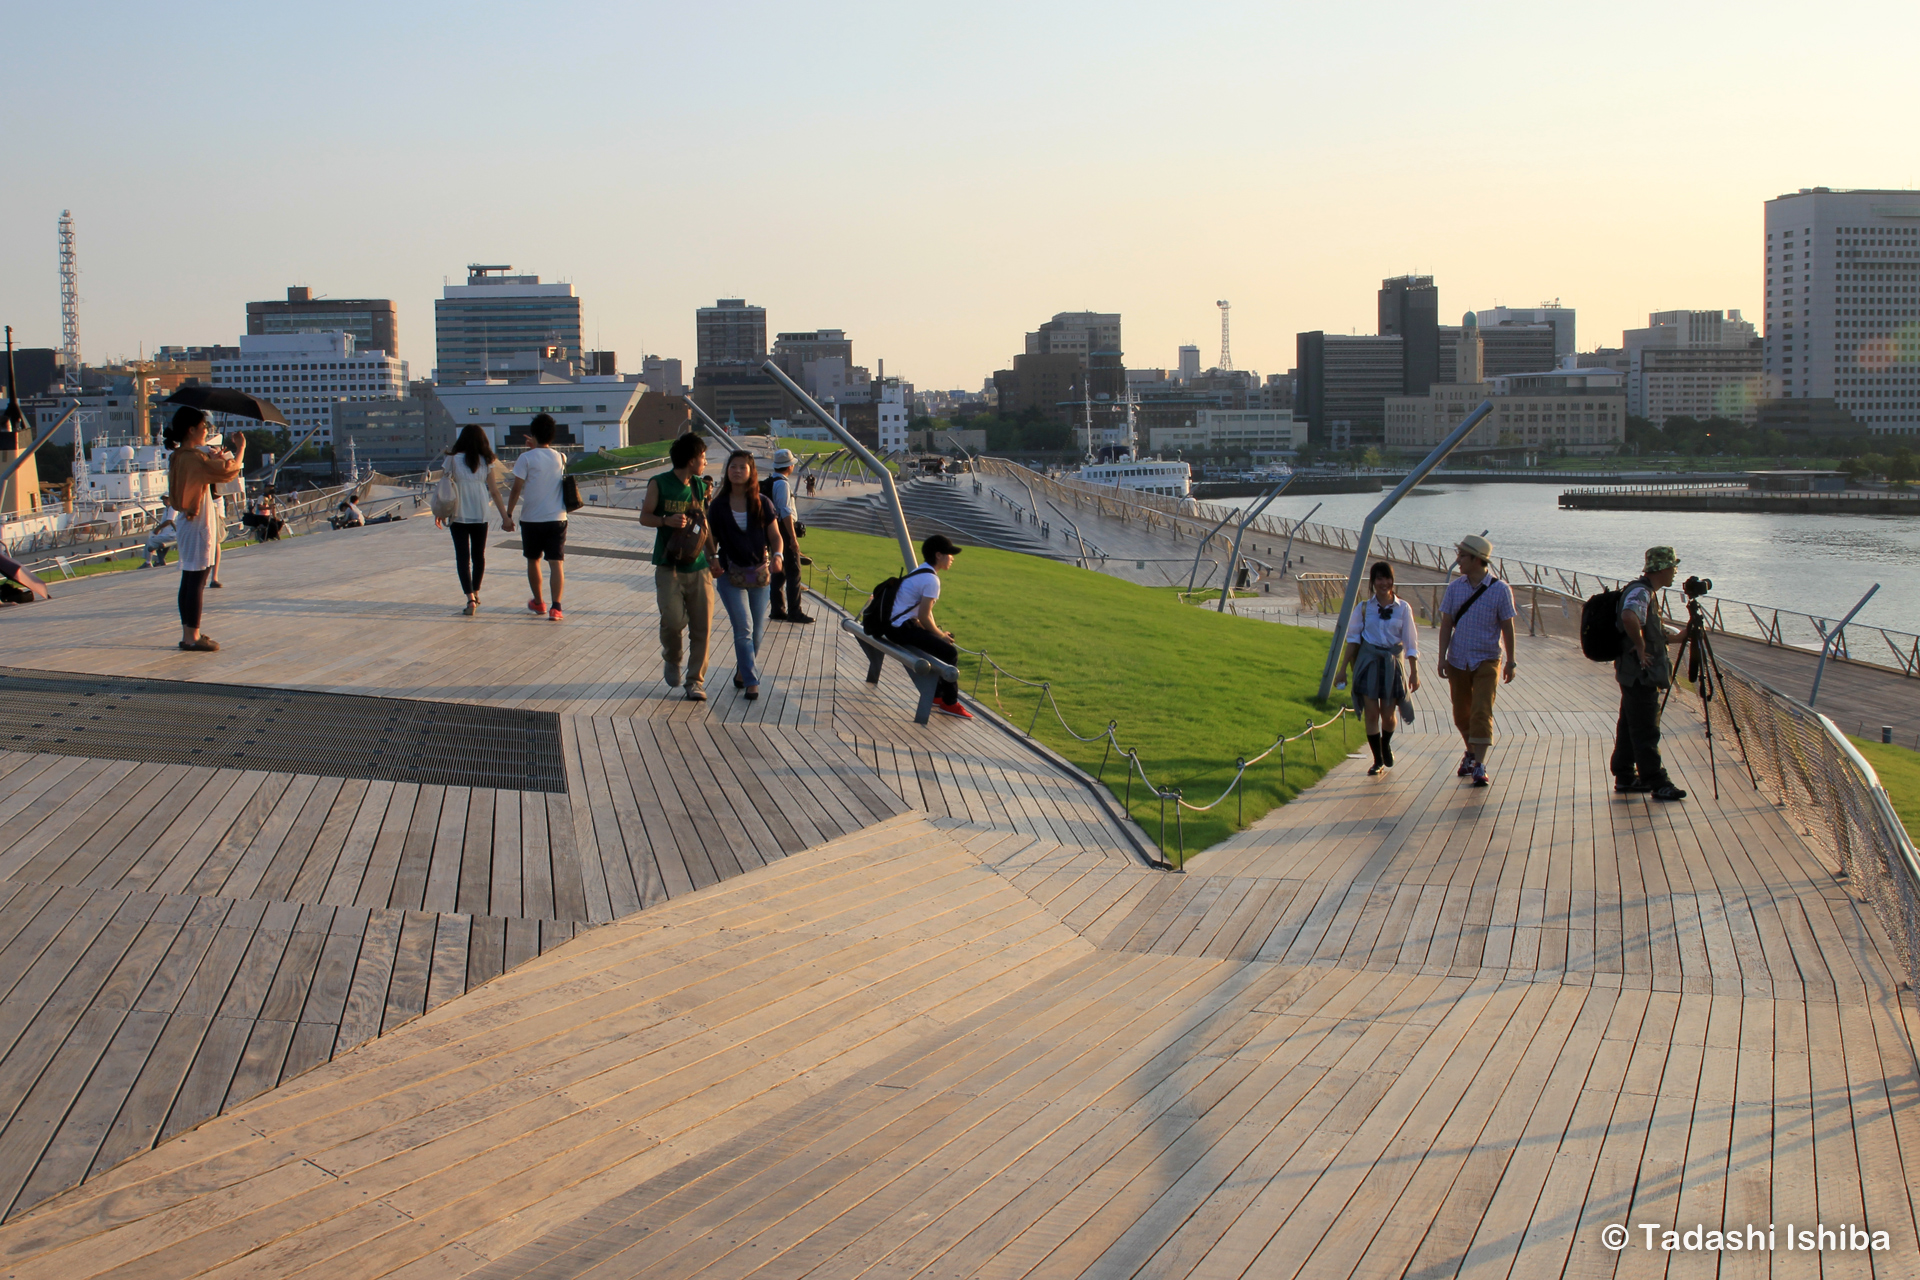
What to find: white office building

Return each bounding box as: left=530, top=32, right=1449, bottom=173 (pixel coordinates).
left=1384, top=370, right=1626, bottom=455
left=430, top=376, right=646, bottom=453
left=1620, top=309, right=1761, bottom=421
left=1765, top=187, right=1920, bottom=435
left=876, top=381, right=910, bottom=453
left=1148, top=409, right=1299, bottom=457
left=211, top=333, right=408, bottom=445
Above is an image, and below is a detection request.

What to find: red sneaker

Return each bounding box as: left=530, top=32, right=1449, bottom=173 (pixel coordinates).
left=933, top=698, right=973, bottom=720
left=527, top=598, right=545, bottom=615
left=549, top=605, right=564, bottom=621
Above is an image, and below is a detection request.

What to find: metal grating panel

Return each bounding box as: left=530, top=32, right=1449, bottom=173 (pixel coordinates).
left=0, top=667, right=566, bottom=793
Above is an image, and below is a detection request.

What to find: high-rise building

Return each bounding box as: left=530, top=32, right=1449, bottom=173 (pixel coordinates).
left=434, top=266, right=581, bottom=384
left=1766, top=187, right=1920, bottom=435
left=1475, top=304, right=1576, bottom=361
left=1294, top=333, right=1403, bottom=447
left=1025, top=312, right=1122, bottom=359
left=1619, top=310, right=1760, bottom=419
left=697, top=299, right=767, bottom=366
left=1378, top=276, right=1440, bottom=394
left=773, top=330, right=855, bottom=401
left=212, top=332, right=407, bottom=445
left=640, top=355, right=684, bottom=396
left=1177, top=345, right=1201, bottom=383
left=248, top=287, right=398, bottom=357
left=1478, top=323, right=1559, bottom=377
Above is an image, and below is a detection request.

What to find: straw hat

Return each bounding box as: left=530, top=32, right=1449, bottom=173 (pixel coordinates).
left=1456, top=533, right=1493, bottom=562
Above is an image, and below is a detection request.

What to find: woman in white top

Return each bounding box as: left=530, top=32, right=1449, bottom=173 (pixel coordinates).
left=1334, top=561, right=1421, bottom=776
left=435, top=425, right=512, bottom=616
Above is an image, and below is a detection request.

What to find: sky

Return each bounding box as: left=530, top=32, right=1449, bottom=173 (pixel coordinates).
left=3, top=1, right=1918, bottom=391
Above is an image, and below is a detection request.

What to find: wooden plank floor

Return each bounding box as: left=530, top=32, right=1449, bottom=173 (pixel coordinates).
left=3, top=511, right=1917, bottom=1277
left=0, top=514, right=1142, bottom=1222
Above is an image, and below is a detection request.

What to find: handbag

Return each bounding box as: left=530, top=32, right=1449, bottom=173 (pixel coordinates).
left=561, top=474, right=584, bottom=512
left=428, top=468, right=457, bottom=520
left=725, top=562, right=772, bottom=589
left=662, top=476, right=712, bottom=564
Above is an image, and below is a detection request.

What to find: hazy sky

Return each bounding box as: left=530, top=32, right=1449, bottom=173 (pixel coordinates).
left=4, top=1, right=1916, bottom=390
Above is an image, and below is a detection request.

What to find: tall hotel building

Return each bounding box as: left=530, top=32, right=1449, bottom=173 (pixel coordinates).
left=435, top=266, right=582, bottom=383
left=1765, top=188, right=1920, bottom=435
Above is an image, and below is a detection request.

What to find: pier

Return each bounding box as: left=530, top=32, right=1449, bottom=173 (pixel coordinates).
left=1560, top=483, right=1920, bottom=514
left=0, top=487, right=1916, bottom=1278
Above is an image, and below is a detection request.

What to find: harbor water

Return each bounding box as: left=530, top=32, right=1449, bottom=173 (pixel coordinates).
left=1209, top=482, right=1920, bottom=637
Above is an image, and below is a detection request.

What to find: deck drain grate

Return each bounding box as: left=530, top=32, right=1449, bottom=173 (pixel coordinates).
left=0, top=667, right=566, bottom=793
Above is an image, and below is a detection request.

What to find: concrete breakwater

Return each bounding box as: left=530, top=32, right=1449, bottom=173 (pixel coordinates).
left=1559, top=484, right=1919, bottom=514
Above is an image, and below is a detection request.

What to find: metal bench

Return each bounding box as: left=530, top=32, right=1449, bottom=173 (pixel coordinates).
left=840, top=618, right=962, bottom=724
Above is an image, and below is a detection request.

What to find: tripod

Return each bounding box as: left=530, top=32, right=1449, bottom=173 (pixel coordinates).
left=1662, top=593, right=1759, bottom=800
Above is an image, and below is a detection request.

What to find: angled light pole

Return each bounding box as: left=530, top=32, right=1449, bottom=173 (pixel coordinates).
left=760, top=360, right=917, bottom=571
left=1218, top=474, right=1293, bottom=611
left=683, top=399, right=749, bottom=458
left=1317, top=401, right=1495, bottom=702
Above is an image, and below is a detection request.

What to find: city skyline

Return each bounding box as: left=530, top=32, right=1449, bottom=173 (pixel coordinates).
left=2, top=2, right=1915, bottom=390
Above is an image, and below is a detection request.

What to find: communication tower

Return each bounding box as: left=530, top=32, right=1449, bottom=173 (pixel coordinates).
left=1216, top=300, right=1231, bottom=371
left=58, top=211, right=80, bottom=391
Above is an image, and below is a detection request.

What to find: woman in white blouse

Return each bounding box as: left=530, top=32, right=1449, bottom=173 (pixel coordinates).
left=1334, top=561, right=1421, bottom=776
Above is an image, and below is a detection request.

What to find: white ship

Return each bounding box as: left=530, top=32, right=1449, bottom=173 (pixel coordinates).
left=0, top=429, right=210, bottom=555
left=1071, top=458, right=1192, bottom=498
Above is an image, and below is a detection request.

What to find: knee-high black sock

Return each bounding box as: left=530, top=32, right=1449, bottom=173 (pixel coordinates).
left=1380, top=731, right=1394, bottom=767
left=1367, top=733, right=1382, bottom=766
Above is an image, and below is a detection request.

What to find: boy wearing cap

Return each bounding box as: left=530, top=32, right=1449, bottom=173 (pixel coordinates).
left=1435, top=533, right=1517, bottom=787
left=1613, top=547, right=1688, bottom=801
left=891, top=534, right=971, bottom=719
left=766, top=448, right=811, bottom=623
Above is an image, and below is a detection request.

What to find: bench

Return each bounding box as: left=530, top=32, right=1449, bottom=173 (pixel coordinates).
left=840, top=618, right=962, bottom=725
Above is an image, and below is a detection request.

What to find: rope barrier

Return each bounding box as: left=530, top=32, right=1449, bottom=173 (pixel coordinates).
left=815, top=561, right=1358, bottom=862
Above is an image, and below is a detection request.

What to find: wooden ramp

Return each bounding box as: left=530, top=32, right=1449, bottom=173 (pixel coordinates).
left=1, top=518, right=1916, bottom=1277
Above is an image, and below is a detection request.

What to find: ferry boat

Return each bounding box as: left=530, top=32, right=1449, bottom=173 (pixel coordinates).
left=1071, top=458, right=1192, bottom=499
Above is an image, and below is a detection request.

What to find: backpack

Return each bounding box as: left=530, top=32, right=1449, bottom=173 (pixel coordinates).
left=1580, top=585, right=1629, bottom=662
left=861, top=566, right=935, bottom=639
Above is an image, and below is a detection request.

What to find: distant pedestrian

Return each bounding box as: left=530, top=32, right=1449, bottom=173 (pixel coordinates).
left=890, top=533, right=971, bottom=719
left=142, top=510, right=177, bottom=567
left=504, top=413, right=568, bottom=621
left=1434, top=533, right=1517, bottom=787
left=765, top=448, right=812, bottom=623
left=1333, top=561, right=1420, bottom=776
left=163, top=407, right=244, bottom=652
left=708, top=450, right=786, bottom=700
left=805, top=472, right=816, bottom=497
left=1613, top=546, right=1688, bottom=801
left=436, top=424, right=512, bottom=616
left=641, top=432, right=715, bottom=701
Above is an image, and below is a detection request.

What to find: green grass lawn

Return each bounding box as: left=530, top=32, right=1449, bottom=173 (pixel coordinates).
left=570, top=442, right=675, bottom=474
left=801, top=527, right=1354, bottom=862
left=1850, top=736, right=1920, bottom=844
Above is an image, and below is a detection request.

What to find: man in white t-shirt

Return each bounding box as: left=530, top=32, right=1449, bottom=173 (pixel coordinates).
left=505, top=413, right=570, bottom=621
left=889, top=533, right=970, bottom=719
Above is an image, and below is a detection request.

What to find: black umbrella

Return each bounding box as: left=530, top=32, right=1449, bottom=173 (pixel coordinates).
left=163, top=385, right=289, bottom=426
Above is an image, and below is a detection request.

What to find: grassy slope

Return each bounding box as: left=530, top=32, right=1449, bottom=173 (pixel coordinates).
left=1850, top=736, right=1920, bottom=844
left=801, top=527, right=1352, bottom=860
left=570, top=441, right=674, bottom=473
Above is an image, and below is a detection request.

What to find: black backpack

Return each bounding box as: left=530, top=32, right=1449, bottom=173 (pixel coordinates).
left=1580, top=585, right=1629, bottom=662
left=861, top=566, right=935, bottom=639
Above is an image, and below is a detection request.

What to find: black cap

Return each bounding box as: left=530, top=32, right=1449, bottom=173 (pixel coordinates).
left=922, top=534, right=962, bottom=561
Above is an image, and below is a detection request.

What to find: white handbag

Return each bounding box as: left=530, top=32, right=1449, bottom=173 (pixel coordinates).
left=428, top=468, right=458, bottom=520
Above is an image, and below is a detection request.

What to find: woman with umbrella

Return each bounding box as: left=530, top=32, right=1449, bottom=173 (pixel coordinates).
left=164, top=407, right=244, bottom=652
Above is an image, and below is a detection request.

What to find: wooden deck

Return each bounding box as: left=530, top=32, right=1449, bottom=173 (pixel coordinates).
left=0, top=512, right=1915, bottom=1277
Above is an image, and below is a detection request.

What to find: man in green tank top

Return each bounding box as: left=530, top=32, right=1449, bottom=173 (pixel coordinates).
left=640, top=433, right=715, bottom=700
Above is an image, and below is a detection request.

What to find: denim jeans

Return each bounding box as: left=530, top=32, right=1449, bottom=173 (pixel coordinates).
left=714, top=577, right=770, bottom=686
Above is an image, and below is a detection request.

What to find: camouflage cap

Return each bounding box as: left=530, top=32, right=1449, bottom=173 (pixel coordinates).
left=1644, top=546, right=1681, bottom=571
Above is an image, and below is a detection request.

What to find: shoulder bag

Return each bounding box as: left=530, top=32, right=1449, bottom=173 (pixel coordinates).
left=663, top=476, right=712, bottom=564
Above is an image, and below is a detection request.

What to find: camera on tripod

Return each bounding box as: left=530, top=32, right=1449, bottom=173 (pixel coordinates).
left=1682, top=574, right=1713, bottom=600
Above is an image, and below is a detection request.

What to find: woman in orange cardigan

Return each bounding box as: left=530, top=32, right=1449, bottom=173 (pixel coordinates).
left=164, top=407, right=245, bottom=652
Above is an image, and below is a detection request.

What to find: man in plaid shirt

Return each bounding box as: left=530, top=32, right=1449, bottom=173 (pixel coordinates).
left=1434, top=534, right=1517, bottom=787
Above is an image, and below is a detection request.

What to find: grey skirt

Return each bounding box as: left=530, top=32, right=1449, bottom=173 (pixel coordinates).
left=1351, top=641, right=1416, bottom=723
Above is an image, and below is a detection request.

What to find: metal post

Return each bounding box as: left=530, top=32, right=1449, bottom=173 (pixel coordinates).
left=1219, top=475, right=1293, bottom=611
left=682, top=399, right=749, bottom=458
left=0, top=404, right=79, bottom=494
left=1044, top=500, right=1092, bottom=567
left=760, top=360, right=917, bottom=571
left=1809, top=584, right=1881, bottom=707
left=1318, top=401, right=1494, bottom=701
left=1187, top=506, right=1241, bottom=593
left=1280, top=502, right=1321, bottom=573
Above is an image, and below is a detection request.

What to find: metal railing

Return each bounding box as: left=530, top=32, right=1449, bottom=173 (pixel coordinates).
left=809, top=560, right=1356, bottom=866
left=1707, top=658, right=1920, bottom=990
left=976, top=457, right=1920, bottom=679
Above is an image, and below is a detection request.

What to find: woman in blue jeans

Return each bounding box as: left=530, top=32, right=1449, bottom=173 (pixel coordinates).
left=707, top=451, right=786, bottom=700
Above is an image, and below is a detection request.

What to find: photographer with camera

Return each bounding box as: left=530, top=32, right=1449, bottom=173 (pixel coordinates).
left=1612, top=546, right=1688, bottom=801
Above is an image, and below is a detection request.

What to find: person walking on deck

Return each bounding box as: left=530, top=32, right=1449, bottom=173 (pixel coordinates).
left=642, top=432, right=716, bottom=701
left=765, top=448, right=812, bottom=623
left=707, top=450, right=786, bottom=700
left=1613, top=546, right=1688, bottom=802
left=1435, top=533, right=1517, bottom=787
left=890, top=534, right=971, bottom=719
left=436, top=424, right=513, bottom=616
left=1333, top=561, right=1420, bottom=776
left=163, top=407, right=244, bottom=652
left=504, top=414, right=568, bottom=621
